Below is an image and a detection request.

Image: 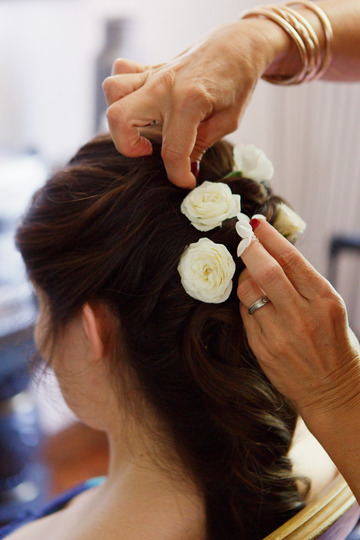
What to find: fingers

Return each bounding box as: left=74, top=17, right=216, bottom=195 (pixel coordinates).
left=252, top=220, right=331, bottom=299
left=237, top=268, right=272, bottom=316
left=191, top=111, right=239, bottom=162
left=162, top=106, right=207, bottom=188
left=104, top=66, right=206, bottom=188
left=104, top=68, right=157, bottom=158
left=112, top=58, right=147, bottom=75
left=106, top=90, right=160, bottom=157
left=103, top=73, right=149, bottom=106
left=239, top=301, right=266, bottom=352
left=239, top=238, right=298, bottom=308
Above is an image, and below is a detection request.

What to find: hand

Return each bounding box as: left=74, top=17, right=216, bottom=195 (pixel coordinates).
left=102, top=19, right=285, bottom=188
left=237, top=220, right=360, bottom=425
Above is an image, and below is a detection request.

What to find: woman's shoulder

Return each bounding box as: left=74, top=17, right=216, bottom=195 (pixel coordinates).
left=0, top=477, right=105, bottom=540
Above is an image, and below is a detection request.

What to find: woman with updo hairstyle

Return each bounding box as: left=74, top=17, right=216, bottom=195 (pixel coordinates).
left=3, top=128, right=338, bottom=540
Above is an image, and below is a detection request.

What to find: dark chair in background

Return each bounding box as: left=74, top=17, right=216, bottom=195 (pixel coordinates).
left=328, top=233, right=360, bottom=338
left=328, top=235, right=360, bottom=289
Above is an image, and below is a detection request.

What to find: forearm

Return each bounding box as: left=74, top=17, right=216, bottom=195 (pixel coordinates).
left=300, top=327, right=360, bottom=501
left=248, top=0, right=360, bottom=82
left=302, top=398, right=360, bottom=502
left=299, top=0, right=360, bottom=81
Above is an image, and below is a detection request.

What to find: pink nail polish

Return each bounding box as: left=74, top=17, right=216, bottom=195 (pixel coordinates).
left=250, top=218, right=260, bottom=231
left=191, top=161, right=200, bottom=179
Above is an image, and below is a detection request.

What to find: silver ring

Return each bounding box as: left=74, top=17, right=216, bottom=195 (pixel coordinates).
left=248, top=296, right=271, bottom=315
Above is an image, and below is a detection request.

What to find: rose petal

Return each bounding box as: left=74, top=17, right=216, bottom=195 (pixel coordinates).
left=236, top=212, right=253, bottom=239
left=237, top=236, right=252, bottom=257
left=236, top=213, right=250, bottom=224
left=236, top=223, right=253, bottom=238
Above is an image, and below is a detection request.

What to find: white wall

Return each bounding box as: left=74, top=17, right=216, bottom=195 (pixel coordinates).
left=265, top=81, right=360, bottom=332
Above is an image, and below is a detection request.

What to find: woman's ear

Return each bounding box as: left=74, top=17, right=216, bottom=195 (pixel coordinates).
left=81, top=303, right=106, bottom=361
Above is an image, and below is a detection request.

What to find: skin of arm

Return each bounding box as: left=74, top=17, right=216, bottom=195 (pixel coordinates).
left=237, top=220, right=360, bottom=502
left=298, top=327, right=360, bottom=501
left=302, top=370, right=360, bottom=502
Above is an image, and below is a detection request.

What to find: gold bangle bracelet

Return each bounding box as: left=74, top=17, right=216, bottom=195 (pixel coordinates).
left=242, top=1, right=334, bottom=85
left=272, top=5, right=320, bottom=82
left=243, top=6, right=309, bottom=85
left=286, top=1, right=333, bottom=79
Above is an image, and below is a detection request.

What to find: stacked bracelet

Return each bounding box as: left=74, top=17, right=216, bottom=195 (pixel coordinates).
left=242, top=1, right=333, bottom=85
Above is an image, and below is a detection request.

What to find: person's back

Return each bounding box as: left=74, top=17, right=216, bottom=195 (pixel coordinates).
left=4, top=129, right=338, bottom=540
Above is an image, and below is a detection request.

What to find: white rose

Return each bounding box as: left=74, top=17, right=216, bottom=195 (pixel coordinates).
left=177, top=238, right=236, bottom=303
left=273, top=203, right=306, bottom=239
left=181, top=181, right=241, bottom=231
left=233, top=144, right=274, bottom=182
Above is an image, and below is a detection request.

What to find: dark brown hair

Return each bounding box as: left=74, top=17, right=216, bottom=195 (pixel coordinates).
left=16, top=130, right=307, bottom=539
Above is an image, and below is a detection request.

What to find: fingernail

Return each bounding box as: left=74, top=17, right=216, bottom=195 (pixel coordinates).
left=250, top=218, right=260, bottom=231
left=191, top=161, right=200, bottom=179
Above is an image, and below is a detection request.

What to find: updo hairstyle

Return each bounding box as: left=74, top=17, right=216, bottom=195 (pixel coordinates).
left=16, top=130, right=307, bottom=540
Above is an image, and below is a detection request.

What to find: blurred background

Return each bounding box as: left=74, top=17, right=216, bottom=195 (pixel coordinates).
left=0, top=0, right=359, bottom=525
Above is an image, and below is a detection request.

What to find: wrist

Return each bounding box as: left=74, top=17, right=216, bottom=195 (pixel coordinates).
left=241, top=3, right=333, bottom=84
left=300, top=386, right=360, bottom=497
left=298, top=360, right=360, bottom=443
left=236, top=17, right=300, bottom=77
